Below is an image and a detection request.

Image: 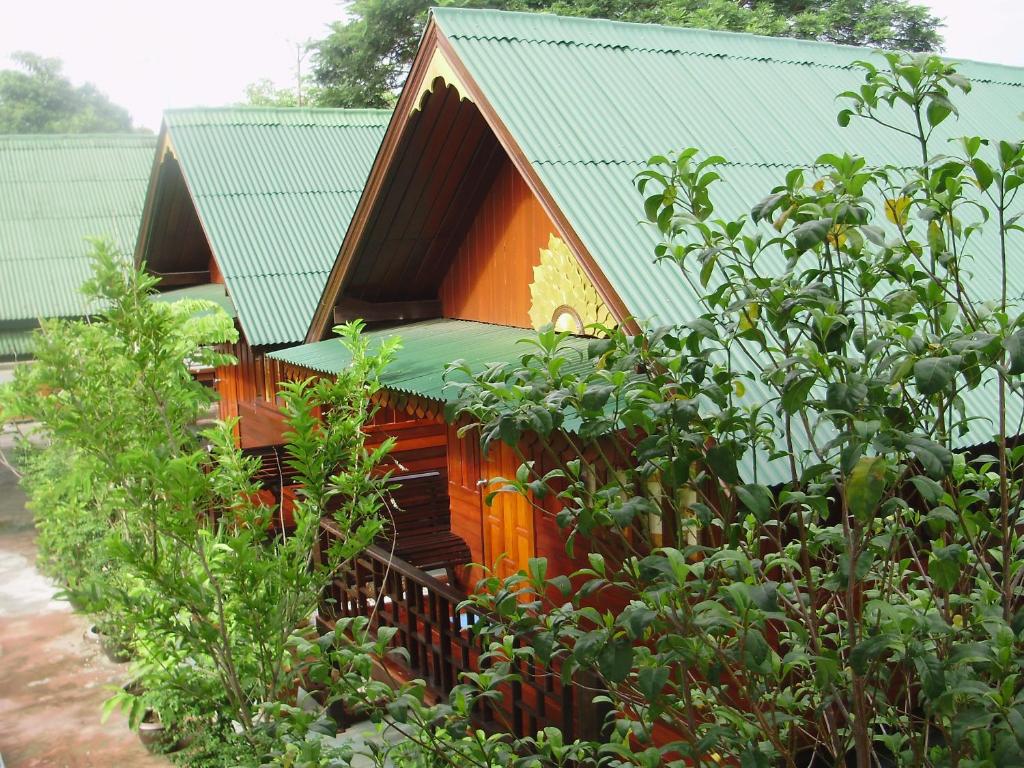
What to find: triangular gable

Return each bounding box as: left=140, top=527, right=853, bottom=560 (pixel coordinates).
left=135, top=108, right=390, bottom=347
left=307, top=17, right=631, bottom=342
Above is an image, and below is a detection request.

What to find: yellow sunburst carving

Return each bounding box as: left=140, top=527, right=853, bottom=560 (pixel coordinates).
left=528, top=235, right=614, bottom=334
left=410, top=49, right=472, bottom=115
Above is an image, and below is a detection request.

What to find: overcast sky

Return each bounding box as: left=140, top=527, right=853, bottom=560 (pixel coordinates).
left=1, top=0, right=1022, bottom=133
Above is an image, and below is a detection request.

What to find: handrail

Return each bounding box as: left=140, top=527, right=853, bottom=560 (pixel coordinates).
left=317, top=518, right=583, bottom=741
left=321, top=517, right=470, bottom=605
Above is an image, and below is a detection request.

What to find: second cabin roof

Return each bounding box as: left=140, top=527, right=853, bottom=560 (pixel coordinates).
left=151, top=107, right=391, bottom=347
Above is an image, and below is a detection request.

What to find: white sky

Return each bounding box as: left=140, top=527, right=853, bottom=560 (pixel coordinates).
left=1, top=0, right=1022, bottom=133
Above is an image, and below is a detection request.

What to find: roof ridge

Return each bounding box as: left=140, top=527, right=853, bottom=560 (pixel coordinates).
left=192, top=188, right=367, bottom=199
left=226, top=269, right=330, bottom=280
left=0, top=133, right=156, bottom=143
left=534, top=158, right=796, bottom=169
left=164, top=106, right=392, bottom=126
left=432, top=7, right=1024, bottom=87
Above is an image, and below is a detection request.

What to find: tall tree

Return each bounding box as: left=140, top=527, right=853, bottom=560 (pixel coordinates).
left=311, top=0, right=942, bottom=108
left=0, top=52, right=134, bottom=134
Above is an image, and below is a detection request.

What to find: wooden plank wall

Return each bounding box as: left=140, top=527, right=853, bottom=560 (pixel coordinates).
left=447, top=423, right=484, bottom=566
left=439, top=157, right=557, bottom=328
left=366, top=404, right=448, bottom=479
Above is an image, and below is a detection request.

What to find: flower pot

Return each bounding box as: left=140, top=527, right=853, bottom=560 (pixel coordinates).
left=137, top=710, right=168, bottom=752
left=85, top=624, right=131, bottom=662
left=100, top=633, right=132, bottom=663
left=137, top=710, right=189, bottom=754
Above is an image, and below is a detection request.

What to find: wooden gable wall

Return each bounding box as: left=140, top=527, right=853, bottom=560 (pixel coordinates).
left=439, top=156, right=558, bottom=328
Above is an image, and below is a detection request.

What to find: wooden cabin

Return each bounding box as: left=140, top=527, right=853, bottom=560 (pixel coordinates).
left=261, top=8, right=1024, bottom=737
left=0, top=134, right=155, bottom=364
left=133, top=107, right=389, bottom=442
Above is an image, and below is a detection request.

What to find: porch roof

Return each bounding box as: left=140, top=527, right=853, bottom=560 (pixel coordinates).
left=268, top=318, right=589, bottom=403
left=151, top=282, right=236, bottom=318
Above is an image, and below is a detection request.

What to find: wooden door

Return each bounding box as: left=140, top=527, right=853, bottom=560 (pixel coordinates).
left=479, top=442, right=535, bottom=580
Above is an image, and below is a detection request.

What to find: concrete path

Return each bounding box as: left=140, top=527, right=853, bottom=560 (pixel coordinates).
left=0, top=433, right=166, bottom=767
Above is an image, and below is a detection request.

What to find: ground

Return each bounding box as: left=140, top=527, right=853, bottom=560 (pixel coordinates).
left=0, top=431, right=167, bottom=768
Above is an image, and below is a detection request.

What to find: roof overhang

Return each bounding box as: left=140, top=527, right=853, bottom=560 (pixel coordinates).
left=273, top=318, right=589, bottom=403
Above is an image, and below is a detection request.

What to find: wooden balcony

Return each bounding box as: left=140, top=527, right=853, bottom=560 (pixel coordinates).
left=316, top=535, right=589, bottom=740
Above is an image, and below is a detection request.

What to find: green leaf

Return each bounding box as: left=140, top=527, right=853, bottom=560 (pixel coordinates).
left=909, top=475, right=944, bottom=504
left=930, top=544, right=964, bottom=591
left=534, top=631, right=555, bottom=665
left=581, top=385, right=613, bottom=411
left=620, top=604, right=658, bottom=639
left=736, top=483, right=773, bottom=521
left=598, top=640, right=634, bottom=684
left=850, top=632, right=897, bottom=675
left=846, top=455, right=887, bottom=523
left=791, top=219, right=831, bottom=253
left=637, top=666, right=670, bottom=698
left=751, top=192, right=786, bottom=223
left=826, top=381, right=867, bottom=412
left=1005, top=329, right=1024, bottom=375
left=782, top=374, right=816, bottom=415
left=926, top=94, right=955, bottom=127
left=609, top=496, right=657, bottom=528
left=906, top=435, right=953, bottom=479
left=705, top=445, right=739, bottom=485
left=914, top=356, right=960, bottom=395
left=971, top=158, right=995, bottom=191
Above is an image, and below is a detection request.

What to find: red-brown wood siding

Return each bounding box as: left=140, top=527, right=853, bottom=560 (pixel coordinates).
left=209, top=256, right=224, bottom=285
left=446, top=423, right=484, bottom=566
left=366, top=404, right=448, bottom=480
left=439, top=157, right=557, bottom=328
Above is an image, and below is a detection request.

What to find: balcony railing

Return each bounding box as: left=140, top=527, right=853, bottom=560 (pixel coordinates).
left=317, top=523, right=588, bottom=740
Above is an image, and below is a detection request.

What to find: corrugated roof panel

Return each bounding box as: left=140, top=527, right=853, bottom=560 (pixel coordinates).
left=0, top=329, right=35, bottom=359
left=163, top=108, right=391, bottom=346
left=0, top=134, right=156, bottom=324
left=269, top=318, right=590, bottom=402
left=434, top=9, right=1024, bottom=329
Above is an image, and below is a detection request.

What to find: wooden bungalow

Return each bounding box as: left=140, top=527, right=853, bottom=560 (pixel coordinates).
left=0, top=134, right=156, bottom=367
left=261, top=8, right=1024, bottom=737
left=133, top=107, right=390, bottom=441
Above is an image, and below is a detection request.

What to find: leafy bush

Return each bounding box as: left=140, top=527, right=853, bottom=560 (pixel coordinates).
left=0, top=245, right=396, bottom=764
left=434, top=53, right=1024, bottom=767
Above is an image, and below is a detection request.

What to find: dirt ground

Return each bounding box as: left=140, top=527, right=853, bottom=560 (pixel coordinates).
left=0, top=433, right=167, bottom=768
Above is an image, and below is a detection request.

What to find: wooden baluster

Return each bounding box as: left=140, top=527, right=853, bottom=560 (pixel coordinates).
left=405, top=574, right=422, bottom=676
left=529, top=651, right=541, bottom=737
left=437, top=595, right=453, bottom=691
left=427, top=588, right=441, bottom=688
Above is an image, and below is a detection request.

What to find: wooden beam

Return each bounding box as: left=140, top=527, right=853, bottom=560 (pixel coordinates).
left=334, top=297, right=441, bottom=324
left=150, top=270, right=211, bottom=287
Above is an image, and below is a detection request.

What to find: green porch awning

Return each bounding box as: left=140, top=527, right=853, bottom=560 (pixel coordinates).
left=268, top=318, right=590, bottom=403
left=151, top=283, right=236, bottom=318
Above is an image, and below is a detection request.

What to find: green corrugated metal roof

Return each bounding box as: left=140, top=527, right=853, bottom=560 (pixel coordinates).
left=429, top=8, right=1024, bottom=481
left=433, top=8, right=1024, bottom=328
left=0, top=329, right=34, bottom=359
left=151, top=283, right=236, bottom=317
left=269, top=318, right=589, bottom=402
left=164, top=108, right=390, bottom=347
left=0, top=133, right=156, bottom=323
